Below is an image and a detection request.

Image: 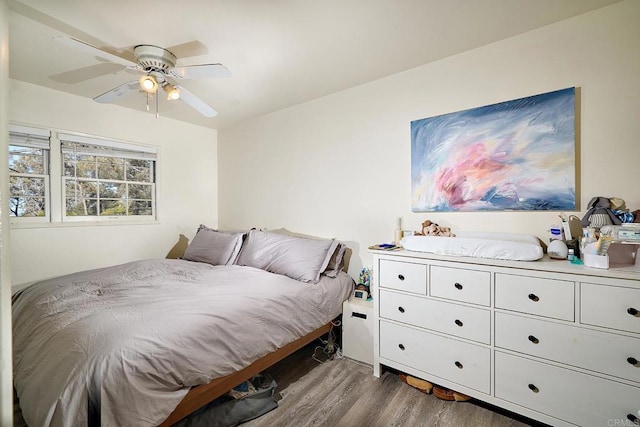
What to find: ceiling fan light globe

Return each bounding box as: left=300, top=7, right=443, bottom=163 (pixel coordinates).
left=139, top=75, right=158, bottom=93
left=164, top=85, right=180, bottom=100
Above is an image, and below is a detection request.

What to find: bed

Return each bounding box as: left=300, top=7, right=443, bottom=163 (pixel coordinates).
left=12, top=228, right=353, bottom=426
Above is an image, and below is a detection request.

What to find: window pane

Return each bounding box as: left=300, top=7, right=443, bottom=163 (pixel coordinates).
left=8, top=142, right=49, bottom=220
left=77, top=154, right=95, bottom=162
left=9, top=147, right=45, bottom=174
left=65, top=180, right=78, bottom=198
left=76, top=160, right=96, bottom=178
left=129, top=200, right=152, bottom=216
left=99, top=182, right=125, bottom=199
left=97, top=157, right=125, bottom=180
left=60, top=141, right=156, bottom=219
left=10, top=145, right=35, bottom=154
left=66, top=198, right=97, bottom=216
left=9, top=154, right=43, bottom=173
left=9, top=146, right=43, bottom=157
left=9, top=175, right=46, bottom=218
left=100, top=200, right=126, bottom=216
left=65, top=180, right=98, bottom=199
left=9, top=197, right=45, bottom=217
left=78, top=181, right=98, bottom=198
left=10, top=176, right=45, bottom=197
left=126, top=159, right=151, bottom=182
left=128, top=183, right=152, bottom=200
left=63, top=154, right=76, bottom=177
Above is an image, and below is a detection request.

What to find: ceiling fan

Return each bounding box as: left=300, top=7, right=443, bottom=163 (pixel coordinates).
left=55, top=37, right=230, bottom=117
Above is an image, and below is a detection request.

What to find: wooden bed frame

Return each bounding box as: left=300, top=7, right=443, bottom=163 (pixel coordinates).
left=158, top=322, right=333, bottom=426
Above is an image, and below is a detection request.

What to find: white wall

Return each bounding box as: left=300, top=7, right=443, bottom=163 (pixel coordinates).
left=9, top=80, right=219, bottom=285
left=218, top=0, right=640, bottom=276
left=0, top=0, right=13, bottom=423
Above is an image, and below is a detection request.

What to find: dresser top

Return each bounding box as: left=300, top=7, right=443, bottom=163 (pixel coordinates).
left=370, top=249, right=640, bottom=282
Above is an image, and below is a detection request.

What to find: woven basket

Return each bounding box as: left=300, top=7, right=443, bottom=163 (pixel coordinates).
left=433, top=385, right=471, bottom=402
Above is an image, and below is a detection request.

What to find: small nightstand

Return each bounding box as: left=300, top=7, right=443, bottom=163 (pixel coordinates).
left=342, top=298, right=374, bottom=365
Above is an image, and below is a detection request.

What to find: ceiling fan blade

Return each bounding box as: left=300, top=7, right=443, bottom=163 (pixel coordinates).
left=174, top=85, right=218, bottom=117
left=54, top=36, right=136, bottom=68
left=170, top=64, right=231, bottom=80
left=50, top=63, right=125, bottom=84
left=94, top=81, right=139, bottom=104
left=166, top=40, right=209, bottom=59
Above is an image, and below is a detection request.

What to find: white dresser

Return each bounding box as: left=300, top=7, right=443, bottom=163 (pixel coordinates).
left=371, top=250, right=640, bottom=427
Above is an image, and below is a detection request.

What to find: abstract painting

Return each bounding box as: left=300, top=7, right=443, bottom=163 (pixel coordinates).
left=411, top=87, right=576, bottom=212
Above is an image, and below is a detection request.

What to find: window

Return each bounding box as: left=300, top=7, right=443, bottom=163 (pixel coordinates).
left=8, top=125, right=51, bottom=220
left=7, top=125, right=159, bottom=226
left=59, top=134, right=157, bottom=220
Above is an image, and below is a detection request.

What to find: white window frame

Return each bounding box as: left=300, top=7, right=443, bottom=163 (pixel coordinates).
left=8, top=124, right=51, bottom=224
left=8, top=124, right=160, bottom=228
left=59, top=133, right=158, bottom=223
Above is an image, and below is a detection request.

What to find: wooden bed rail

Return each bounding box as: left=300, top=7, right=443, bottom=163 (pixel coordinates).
left=159, top=322, right=332, bottom=426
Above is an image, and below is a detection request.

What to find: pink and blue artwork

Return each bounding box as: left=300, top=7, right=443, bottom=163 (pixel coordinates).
left=411, top=87, right=576, bottom=212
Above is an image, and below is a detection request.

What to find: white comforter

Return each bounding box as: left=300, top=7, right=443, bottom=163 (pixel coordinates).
left=12, top=259, right=353, bottom=427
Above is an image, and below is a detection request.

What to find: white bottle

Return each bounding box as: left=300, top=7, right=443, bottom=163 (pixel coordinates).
left=394, top=217, right=403, bottom=244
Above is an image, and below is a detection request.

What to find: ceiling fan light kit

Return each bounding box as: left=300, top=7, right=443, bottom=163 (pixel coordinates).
left=163, top=84, right=180, bottom=100
left=139, top=74, right=159, bottom=93
left=56, top=37, right=230, bottom=118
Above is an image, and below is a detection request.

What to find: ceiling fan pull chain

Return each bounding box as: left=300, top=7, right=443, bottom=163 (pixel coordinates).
left=146, top=92, right=150, bottom=112
left=156, top=91, right=160, bottom=118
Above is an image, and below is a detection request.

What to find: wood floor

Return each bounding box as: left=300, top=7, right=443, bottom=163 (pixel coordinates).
left=243, top=343, right=543, bottom=427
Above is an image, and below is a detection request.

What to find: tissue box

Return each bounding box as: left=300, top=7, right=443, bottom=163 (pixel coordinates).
left=583, top=253, right=609, bottom=269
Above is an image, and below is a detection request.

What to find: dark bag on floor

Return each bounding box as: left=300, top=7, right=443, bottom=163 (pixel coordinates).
left=174, top=374, right=278, bottom=427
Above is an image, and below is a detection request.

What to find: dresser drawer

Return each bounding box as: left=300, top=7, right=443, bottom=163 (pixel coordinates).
left=495, top=312, right=640, bottom=383
left=380, top=290, right=490, bottom=344
left=495, top=352, right=640, bottom=427
left=380, top=320, right=490, bottom=393
left=495, top=274, right=574, bottom=321
left=581, top=283, right=640, bottom=334
left=379, top=260, right=427, bottom=294
left=430, top=266, right=490, bottom=306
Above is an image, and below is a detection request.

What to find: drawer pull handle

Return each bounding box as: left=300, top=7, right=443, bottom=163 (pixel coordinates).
left=398, top=306, right=405, bottom=313
left=528, top=383, right=539, bottom=393
left=454, top=282, right=463, bottom=290
left=627, top=414, right=639, bottom=424
left=398, top=344, right=405, bottom=351
left=528, top=293, right=540, bottom=302
left=454, top=319, right=463, bottom=327
left=528, top=335, right=540, bottom=344
left=398, top=274, right=405, bottom=281
left=627, top=357, right=639, bottom=367
left=454, top=361, right=463, bottom=369
left=628, top=307, right=639, bottom=317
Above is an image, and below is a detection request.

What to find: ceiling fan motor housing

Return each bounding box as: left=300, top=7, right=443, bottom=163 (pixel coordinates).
left=134, top=45, right=177, bottom=72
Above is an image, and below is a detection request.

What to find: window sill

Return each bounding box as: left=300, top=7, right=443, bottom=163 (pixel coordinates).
left=11, top=218, right=160, bottom=229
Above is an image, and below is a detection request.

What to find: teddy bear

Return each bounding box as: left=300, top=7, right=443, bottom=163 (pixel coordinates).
left=415, top=220, right=455, bottom=237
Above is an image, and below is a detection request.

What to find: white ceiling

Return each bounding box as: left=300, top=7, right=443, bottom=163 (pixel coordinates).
left=8, top=0, right=620, bottom=130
